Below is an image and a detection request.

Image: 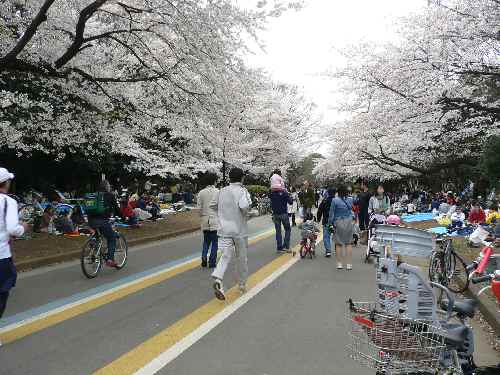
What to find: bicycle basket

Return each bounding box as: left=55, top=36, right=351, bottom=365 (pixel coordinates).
left=346, top=301, right=446, bottom=374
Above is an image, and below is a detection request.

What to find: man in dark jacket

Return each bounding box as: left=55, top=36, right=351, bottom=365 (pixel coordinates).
left=357, top=181, right=371, bottom=231
left=87, top=180, right=120, bottom=267
left=317, top=187, right=336, bottom=257
left=269, top=190, right=293, bottom=253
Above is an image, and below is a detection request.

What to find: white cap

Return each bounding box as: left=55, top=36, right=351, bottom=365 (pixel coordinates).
left=0, top=168, right=14, bottom=183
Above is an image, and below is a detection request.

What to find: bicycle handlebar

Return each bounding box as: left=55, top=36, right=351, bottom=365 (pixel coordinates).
left=471, top=275, right=492, bottom=284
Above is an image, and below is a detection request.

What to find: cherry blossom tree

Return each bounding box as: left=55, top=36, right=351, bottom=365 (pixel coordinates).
left=0, top=0, right=305, bottom=177
left=318, top=0, right=499, bottom=181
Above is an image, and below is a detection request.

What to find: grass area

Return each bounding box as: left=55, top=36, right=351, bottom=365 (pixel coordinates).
left=12, top=211, right=201, bottom=264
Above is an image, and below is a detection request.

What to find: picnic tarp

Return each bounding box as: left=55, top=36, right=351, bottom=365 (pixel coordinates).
left=401, top=213, right=435, bottom=222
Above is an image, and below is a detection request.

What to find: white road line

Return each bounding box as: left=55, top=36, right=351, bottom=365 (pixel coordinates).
left=133, top=255, right=299, bottom=375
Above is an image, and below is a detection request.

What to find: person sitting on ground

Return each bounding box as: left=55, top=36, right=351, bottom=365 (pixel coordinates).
left=407, top=201, right=416, bottom=214
left=120, top=195, right=139, bottom=227
left=298, top=213, right=320, bottom=248
left=54, top=210, right=76, bottom=234
left=468, top=201, right=486, bottom=224
left=39, top=206, right=55, bottom=233
left=450, top=205, right=466, bottom=228
left=71, top=205, right=86, bottom=227
left=430, top=195, right=440, bottom=212
left=270, top=169, right=286, bottom=192
left=486, top=202, right=500, bottom=225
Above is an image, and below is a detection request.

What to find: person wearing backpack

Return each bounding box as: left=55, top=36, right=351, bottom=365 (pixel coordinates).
left=0, top=168, right=28, bottom=345
left=86, top=180, right=120, bottom=267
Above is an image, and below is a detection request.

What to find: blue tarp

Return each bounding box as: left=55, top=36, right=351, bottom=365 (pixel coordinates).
left=428, top=226, right=448, bottom=235
left=401, top=213, right=435, bottom=222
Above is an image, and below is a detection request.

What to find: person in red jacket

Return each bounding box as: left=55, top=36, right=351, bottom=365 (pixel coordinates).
left=120, top=195, right=139, bottom=227
left=468, top=201, right=485, bottom=224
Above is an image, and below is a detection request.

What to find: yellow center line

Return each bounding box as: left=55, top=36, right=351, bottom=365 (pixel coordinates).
left=93, top=235, right=322, bottom=375
left=0, top=229, right=275, bottom=344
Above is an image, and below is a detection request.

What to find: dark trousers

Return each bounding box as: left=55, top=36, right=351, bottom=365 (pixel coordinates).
left=273, top=213, right=291, bottom=250
left=358, top=210, right=369, bottom=231
left=202, top=230, right=218, bottom=266
left=0, top=291, right=8, bottom=319
left=288, top=213, right=296, bottom=226
left=90, top=218, right=118, bottom=261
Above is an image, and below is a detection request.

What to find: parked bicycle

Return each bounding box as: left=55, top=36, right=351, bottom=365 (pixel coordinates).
left=428, top=235, right=470, bottom=294
left=80, top=220, right=128, bottom=278
left=348, top=224, right=500, bottom=374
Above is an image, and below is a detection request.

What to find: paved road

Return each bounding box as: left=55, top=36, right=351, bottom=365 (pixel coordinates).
left=0, top=215, right=498, bottom=375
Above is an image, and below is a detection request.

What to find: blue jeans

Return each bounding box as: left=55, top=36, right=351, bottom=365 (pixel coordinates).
left=273, top=213, right=291, bottom=250
left=323, top=224, right=332, bottom=253
left=202, top=230, right=218, bottom=266
left=90, top=218, right=118, bottom=261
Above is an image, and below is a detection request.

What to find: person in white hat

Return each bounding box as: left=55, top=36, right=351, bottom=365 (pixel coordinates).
left=0, top=168, right=28, bottom=346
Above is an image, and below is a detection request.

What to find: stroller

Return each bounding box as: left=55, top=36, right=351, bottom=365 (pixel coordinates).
left=364, top=214, right=387, bottom=262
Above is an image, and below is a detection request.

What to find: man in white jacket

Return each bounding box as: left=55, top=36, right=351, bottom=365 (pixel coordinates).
left=211, top=168, right=252, bottom=300
left=197, top=172, right=219, bottom=268
left=0, top=168, right=27, bottom=346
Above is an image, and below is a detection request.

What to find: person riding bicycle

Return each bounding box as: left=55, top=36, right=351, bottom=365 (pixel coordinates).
left=298, top=213, right=320, bottom=248
left=87, top=180, right=120, bottom=267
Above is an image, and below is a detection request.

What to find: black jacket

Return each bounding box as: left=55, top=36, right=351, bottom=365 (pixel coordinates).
left=317, top=195, right=334, bottom=225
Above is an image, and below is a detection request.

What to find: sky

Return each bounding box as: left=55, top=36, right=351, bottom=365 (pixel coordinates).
left=247, top=0, right=426, bottom=124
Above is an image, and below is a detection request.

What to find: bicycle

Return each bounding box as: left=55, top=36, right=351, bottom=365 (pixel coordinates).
left=299, top=231, right=317, bottom=259
left=349, top=254, right=500, bottom=374
left=80, top=222, right=128, bottom=278
left=428, top=235, right=469, bottom=295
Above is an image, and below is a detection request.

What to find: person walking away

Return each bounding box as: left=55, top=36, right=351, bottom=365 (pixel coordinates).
left=211, top=168, right=253, bottom=300
left=301, top=181, right=315, bottom=217
left=0, top=168, right=28, bottom=346
left=357, top=181, right=371, bottom=230
left=87, top=180, right=120, bottom=267
left=269, top=188, right=293, bottom=253
left=328, top=185, right=355, bottom=270
left=197, top=173, right=219, bottom=268
left=288, top=187, right=298, bottom=226
left=317, top=187, right=336, bottom=257
left=368, top=185, right=390, bottom=216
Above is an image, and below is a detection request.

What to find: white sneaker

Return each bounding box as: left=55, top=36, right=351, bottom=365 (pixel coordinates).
left=337, top=262, right=343, bottom=270
left=346, top=264, right=352, bottom=270
left=213, top=278, right=226, bottom=301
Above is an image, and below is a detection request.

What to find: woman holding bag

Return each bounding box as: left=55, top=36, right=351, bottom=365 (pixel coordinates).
left=328, top=185, right=355, bottom=271
left=0, top=168, right=28, bottom=346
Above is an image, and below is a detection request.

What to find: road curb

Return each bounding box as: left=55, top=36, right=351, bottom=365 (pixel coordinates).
left=16, top=226, right=200, bottom=272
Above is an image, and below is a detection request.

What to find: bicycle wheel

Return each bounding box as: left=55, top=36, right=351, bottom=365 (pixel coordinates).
left=299, top=245, right=307, bottom=258
left=429, top=251, right=448, bottom=286
left=81, top=237, right=102, bottom=278
left=114, top=233, right=128, bottom=270
left=443, top=240, right=455, bottom=280
left=447, top=252, right=470, bottom=293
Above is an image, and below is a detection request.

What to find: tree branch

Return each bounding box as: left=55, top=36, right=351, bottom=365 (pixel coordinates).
left=54, top=0, right=108, bottom=68
left=0, top=0, right=57, bottom=64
